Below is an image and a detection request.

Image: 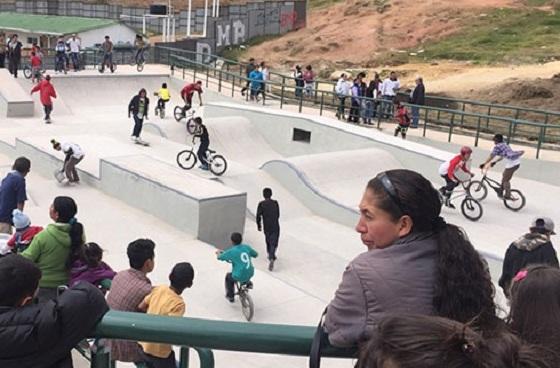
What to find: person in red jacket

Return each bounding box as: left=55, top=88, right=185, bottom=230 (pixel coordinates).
left=180, top=80, right=203, bottom=114
left=7, top=209, right=43, bottom=254
left=438, top=146, right=474, bottom=208
left=29, top=51, right=42, bottom=83
left=30, top=74, right=57, bottom=124
left=393, top=100, right=411, bottom=139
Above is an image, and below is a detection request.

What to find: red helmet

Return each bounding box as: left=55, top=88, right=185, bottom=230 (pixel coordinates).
left=460, top=146, right=472, bottom=156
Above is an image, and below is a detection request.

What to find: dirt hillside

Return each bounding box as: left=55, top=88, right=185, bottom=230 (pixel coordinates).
left=245, top=0, right=518, bottom=69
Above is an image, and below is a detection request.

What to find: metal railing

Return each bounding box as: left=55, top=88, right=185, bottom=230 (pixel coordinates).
left=91, top=310, right=355, bottom=368
left=151, top=46, right=560, bottom=149
left=167, top=52, right=559, bottom=159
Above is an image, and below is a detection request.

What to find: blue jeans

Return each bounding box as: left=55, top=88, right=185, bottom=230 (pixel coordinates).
left=363, top=100, right=375, bottom=122
left=382, top=95, right=395, bottom=118
left=411, top=106, right=420, bottom=128
left=70, top=52, right=79, bottom=70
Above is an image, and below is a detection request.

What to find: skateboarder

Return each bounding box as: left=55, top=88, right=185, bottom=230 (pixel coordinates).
left=30, top=75, right=57, bottom=124
left=51, top=140, right=84, bottom=184
left=128, top=88, right=150, bottom=145
left=256, top=188, right=280, bottom=271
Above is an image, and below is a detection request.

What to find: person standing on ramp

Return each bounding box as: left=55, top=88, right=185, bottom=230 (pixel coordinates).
left=256, top=188, right=280, bottom=271
left=128, top=89, right=150, bottom=146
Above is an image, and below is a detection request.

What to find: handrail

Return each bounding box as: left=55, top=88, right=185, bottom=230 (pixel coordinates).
left=93, top=310, right=355, bottom=357
left=154, top=45, right=560, bottom=124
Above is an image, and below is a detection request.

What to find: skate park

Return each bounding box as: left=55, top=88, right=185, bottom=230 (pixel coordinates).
left=1, top=58, right=560, bottom=367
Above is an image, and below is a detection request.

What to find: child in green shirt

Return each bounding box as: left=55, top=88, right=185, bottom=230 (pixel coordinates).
left=217, top=232, right=258, bottom=302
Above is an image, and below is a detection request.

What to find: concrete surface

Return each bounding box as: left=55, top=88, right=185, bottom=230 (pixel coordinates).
left=0, top=69, right=34, bottom=117
left=1, top=64, right=558, bottom=368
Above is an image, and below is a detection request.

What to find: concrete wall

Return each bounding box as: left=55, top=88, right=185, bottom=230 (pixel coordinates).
left=1, top=138, right=247, bottom=249
left=205, top=104, right=445, bottom=183
left=0, top=69, right=35, bottom=118
left=79, top=23, right=138, bottom=48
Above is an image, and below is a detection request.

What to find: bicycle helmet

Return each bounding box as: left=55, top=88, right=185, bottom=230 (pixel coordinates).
left=460, top=146, right=472, bottom=156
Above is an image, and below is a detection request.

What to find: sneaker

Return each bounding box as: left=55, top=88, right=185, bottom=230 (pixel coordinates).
left=155, top=108, right=159, bottom=116
left=268, top=260, right=274, bottom=271
left=130, top=136, right=137, bottom=142
left=199, top=165, right=209, bottom=171
left=226, top=296, right=234, bottom=303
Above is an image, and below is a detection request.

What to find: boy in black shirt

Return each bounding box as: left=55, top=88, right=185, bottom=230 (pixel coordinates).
left=193, top=117, right=210, bottom=170
left=256, top=188, right=280, bottom=271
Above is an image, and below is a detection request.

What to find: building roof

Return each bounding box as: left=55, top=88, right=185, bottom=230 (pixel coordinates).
left=0, top=12, right=119, bottom=36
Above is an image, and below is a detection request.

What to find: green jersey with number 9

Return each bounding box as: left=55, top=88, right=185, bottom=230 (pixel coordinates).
left=218, top=244, right=258, bottom=283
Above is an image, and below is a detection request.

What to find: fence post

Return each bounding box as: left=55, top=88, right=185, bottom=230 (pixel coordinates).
left=486, top=105, right=491, bottom=128
left=179, top=347, right=190, bottom=368
left=280, top=78, right=285, bottom=109
left=448, top=113, right=455, bottom=142
left=232, top=75, right=235, bottom=98
left=90, top=349, right=111, bottom=368
left=218, top=70, right=222, bottom=92
left=460, top=103, right=466, bottom=127
left=183, top=67, right=185, bottom=80
left=319, top=93, right=324, bottom=116
left=537, top=126, right=544, bottom=160
left=206, top=64, right=209, bottom=87
left=422, top=108, right=428, bottom=137
left=542, top=114, right=549, bottom=143
left=475, top=117, right=482, bottom=147
left=507, top=120, right=514, bottom=144
left=298, top=87, right=304, bottom=113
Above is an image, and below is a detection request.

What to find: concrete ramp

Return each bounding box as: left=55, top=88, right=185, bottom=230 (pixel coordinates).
left=0, top=69, right=34, bottom=117
left=262, top=148, right=403, bottom=226
left=205, top=116, right=281, bottom=169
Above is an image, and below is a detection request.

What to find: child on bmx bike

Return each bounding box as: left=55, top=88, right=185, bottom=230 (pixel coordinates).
left=438, top=146, right=474, bottom=209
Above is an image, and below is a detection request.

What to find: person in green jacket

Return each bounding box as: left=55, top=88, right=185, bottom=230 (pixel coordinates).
left=22, top=196, right=84, bottom=303
left=216, top=232, right=258, bottom=303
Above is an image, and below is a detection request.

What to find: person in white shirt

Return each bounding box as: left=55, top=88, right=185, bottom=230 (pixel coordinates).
left=335, top=73, right=350, bottom=120
left=51, top=140, right=85, bottom=184
left=260, top=61, right=270, bottom=94
left=380, top=71, right=400, bottom=118
left=66, top=34, right=81, bottom=72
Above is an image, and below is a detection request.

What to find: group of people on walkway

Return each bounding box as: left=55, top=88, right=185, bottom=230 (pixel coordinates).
left=240, top=58, right=270, bottom=102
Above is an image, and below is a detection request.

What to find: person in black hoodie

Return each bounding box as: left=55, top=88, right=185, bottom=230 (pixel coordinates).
left=409, top=76, right=425, bottom=128
left=256, top=187, right=280, bottom=271
left=128, top=88, right=150, bottom=145
left=7, top=34, right=22, bottom=78
left=0, top=254, right=109, bottom=368
left=499, top=217, right=558, bottom=298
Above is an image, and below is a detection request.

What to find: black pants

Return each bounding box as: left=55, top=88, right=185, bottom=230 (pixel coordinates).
left=198, top=141, right=209, bottom=166
left=265, top=230, right=279, bottom=260
left=225, top=272, right=235, bottom=299
left=349, top=100, right=360, bottom=122
left=132, top=115, right=144, bottom=137
left=440, top=175, right=458, bottom=197
left=394, top=125, right=408, bottom=139
left=157, top=98, right=168, bottom=110
left=0, top=53, right=5, bottom=68
left=337, top=97, right=346, bottom=118
left=44, top=104, right=53, bottom=120
left=143, top=350, right=176, bottom=368
left=8, top=57, right=20, bottom=77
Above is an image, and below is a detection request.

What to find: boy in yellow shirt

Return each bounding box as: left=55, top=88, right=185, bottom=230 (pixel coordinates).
left=155, top=83, right=170, bottom=117
left=138, top=262, right=194, bottom=367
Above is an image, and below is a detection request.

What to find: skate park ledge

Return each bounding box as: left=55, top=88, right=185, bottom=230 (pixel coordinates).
left=0, top=69, right=34, bottom=118
left=0, top=138, right=247, bottom=249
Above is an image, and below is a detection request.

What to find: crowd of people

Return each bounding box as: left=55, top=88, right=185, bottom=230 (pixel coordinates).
left=240, top=58, right=270, bottom=102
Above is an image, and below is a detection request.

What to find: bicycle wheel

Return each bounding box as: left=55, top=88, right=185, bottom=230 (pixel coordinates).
left=239, top=292, right=254, bottom=322
left=461, top=197, right=483, bottom=222
left=210, top=155, right=228, bottom=176
left=186, top=118, right=197, bottom=134
left=174, top=106, right=185, bottom=122
left=176, top=150, right=197, bottom=170
left=467, top=180, right=488, bottom=201
left=23, top=65, right=32, bottom=79
left=503, top=189, right=526, bottom=212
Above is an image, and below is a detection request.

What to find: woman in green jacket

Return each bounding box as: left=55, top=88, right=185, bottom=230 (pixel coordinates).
left=23, top=196, right=84, bottom=303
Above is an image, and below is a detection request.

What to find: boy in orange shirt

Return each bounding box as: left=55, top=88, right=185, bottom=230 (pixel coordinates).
left=138, top=262, right=194, bottom=368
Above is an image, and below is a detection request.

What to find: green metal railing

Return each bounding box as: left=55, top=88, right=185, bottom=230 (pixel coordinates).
left=153, top=45, right=560, bottom=150
left=91, top=310, right=355, bottom=368
left=167, top=53, right=559, bottom=159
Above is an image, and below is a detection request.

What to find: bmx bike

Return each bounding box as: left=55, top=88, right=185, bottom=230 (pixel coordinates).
left=174, top=105, right=198, bottom=133
left=235, top=281, right=254, bottom=322
left=129, top=47, right=148, bottom=72
left=439, top=181, right=483, bottom=221
left=153, top=93, right=167, bottom=119
left=23, top=64, right=46, bottom=80
left=176, top=138, right=228, bottom=176
left=467, top=167, right=526, bottom=211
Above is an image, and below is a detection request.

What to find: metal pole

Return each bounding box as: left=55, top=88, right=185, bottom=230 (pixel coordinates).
left=187, top=0, right=192, bottom=37
left=475, top=117, right=481, bottom=147
left=218, top=70, right=222, bottom=92
left=319, top=93, right=324, bottom=116
left=422, top=108, right=428, bottom=137
left=537, top=126, right=544, bottom=159
left=216, top=0, right=220, bottom=17
left=448, top=113, right=455, bottom=142
left=203, top=0, right=209, bottom=38
left=179, top=347, right=190, bottom=368
left=143, top=16, right=146, bottom=35
left=280, top=79, right=285, bottom=109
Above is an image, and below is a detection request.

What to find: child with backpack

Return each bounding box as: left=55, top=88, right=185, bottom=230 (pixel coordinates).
left=394, top=100, right=411, bottom=139
left=7, top=209, right=43, bottom=254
